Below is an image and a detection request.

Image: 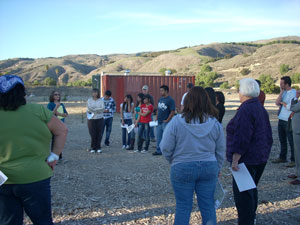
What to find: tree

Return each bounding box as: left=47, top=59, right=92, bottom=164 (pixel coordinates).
left=259, top=74, right=280, bottom=94
left=195, top=71, right=218, bottom=87
left=200, top=64, right=212, bottom=73
left=280, top=64, right=289, bottom=75
left=291, top=73, right=300, bottom=84
left=43, top=77, right=56, bottom=86
left=220, top=81, right=229, bottom=89
left=33, top=80, right=41, bottom=86
left=55, top=68, right=59, bottom=76
left=45, top=64, right=49, bottom=71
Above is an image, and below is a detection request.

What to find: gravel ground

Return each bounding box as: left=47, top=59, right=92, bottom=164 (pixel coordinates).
left=25, top=94, right=300, bottom=225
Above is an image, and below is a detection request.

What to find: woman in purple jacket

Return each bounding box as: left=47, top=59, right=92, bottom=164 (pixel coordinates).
left=226, top=78, right=273, bottom=225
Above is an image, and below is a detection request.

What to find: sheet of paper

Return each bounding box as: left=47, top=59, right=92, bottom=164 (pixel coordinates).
left=230, top=163, right=256, bottom=192
left=86, top=112, right=94, bottom=120
left=121, top=124, right=128, bottom=128
left=214, top=180, right=226, bottom=209
left=127, top=124, right=135, bottom=134
left=149, top=121, right=158, bottom=127
left=0, top=170, right=8, bottom=186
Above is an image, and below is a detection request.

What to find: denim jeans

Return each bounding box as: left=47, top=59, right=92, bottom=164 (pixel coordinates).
left=0, top=178, right=53, bottom=225
left=171, top=161, right=218, bottom=225
left=278, top=119, right=295, bottom=161
left=233, top=163, right=266, bottom=225
left=156, top=122, right=168, bottom=153
left=137, top=122, right=150, bottom=150
left=150, top=114, right=155, bottom=139
left=122, top=119, right=132, bottom=146
left=103, top=117, right=113, bottom=145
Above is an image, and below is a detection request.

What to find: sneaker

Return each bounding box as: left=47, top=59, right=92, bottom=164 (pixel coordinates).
left=126, top=145, right=130, bottom=149
left=286, top=161, right=296, bottom=168
left=90, top=149, right=96, bottom=153
left=97, top=149, right=102, bottom=153
left=105, top=144, right=110, bottom=147
left=122, top=145, right=126, bottom=149
left=290, top=179, right=300, bottom=185
left=141, top=150, right=147, bottom=153
left=152, top=152, right=162, bottom=156
left=288, top=174, right=298, bottom=179
left=134, top=149, right=140, bottom=153
left=272, top=158, right=287, bottom=163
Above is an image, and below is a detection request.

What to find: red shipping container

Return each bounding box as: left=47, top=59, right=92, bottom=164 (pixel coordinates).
left=101, top=75, right=195, bottom=113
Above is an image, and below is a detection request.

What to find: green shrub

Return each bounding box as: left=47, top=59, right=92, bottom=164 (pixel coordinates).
left=195, top=71, right=218, bottom=87
left=33, top=80, right=41, bottom=86
left=259, top=74, right=280, bottom=94
left=235, top=80, right=240, bottom=90
left=224, top=54, right=233, bottom=59
left=240, top=68, right=250, bottom=76
left=291, top=73, right=300, bottom=84
left=43, top=77, right=56, bottom=86
left=280, top=64, right=289, bottom=75
left=292, top=85, right=300, bottom=90
left=220, top=81, right=229, bottom=89
left=200, top=64, right=212, bottom=72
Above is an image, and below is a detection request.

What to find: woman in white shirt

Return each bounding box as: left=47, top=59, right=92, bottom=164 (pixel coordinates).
left=87, top=88, right=105, bottom=153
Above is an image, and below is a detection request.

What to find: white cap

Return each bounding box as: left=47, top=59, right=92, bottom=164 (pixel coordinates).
left=142, top=85, right=149, bottom=90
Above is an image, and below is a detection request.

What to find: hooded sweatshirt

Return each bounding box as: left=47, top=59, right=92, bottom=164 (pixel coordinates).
left=160, top=114, right=225, bottom=169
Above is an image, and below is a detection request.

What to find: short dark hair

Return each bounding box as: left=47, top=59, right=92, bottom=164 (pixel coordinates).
left=0, top=83, right=26, bottom=111
left=281, top=76, right=292, bottom=87
left=160, top=85, right=169, bottom=92
left=105, top=90, right=112, bottom=96
left=204, top=87, right=216, bottom=106
left=215, top=91, right=225, bottom=105
left=187, top=83, right=194, bottom=89
left=255, top=79, right=261, bottom=87
left=144, top=94, right=151, bottom=100
left=49, top=90, right=61, bottom=102
left=92, top=88, right=100, bottom=98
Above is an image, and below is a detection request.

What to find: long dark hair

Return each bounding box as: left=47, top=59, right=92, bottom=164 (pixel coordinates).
left=49, top=90, right=61, bottom=102
left=205, top=87, right=216, bottom=106
left=182, top=86, right=218, bottom=123
left=136, top=93, right=144, bottom=106
left=215, top=91, right=225, bottom=105
left=0, top=83, right=26, bottom=111
left=122, top=94, right=133, bottom=112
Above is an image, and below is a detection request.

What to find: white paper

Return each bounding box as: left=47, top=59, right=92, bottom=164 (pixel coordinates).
left=127, top=124, right=135, bottom=134
left=230, top=163, right=256, bottom=192
left=214, top=180, right=226, bottom=209
left=0, top=170, right=8, bottom=186
left=121, top=124, right=128, bottom=128
left=86, top=112, right=94, bottom=120
left=149, top=121, right=158, bottom=127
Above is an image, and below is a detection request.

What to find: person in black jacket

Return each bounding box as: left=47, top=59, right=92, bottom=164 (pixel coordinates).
left=215, top=91, right=225, bottom=123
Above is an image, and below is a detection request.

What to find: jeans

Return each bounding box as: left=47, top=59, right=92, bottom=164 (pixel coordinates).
left=88, top=118, right=104, bottom=150
left=137, top=122, right=150, bottom=150
left=0, top=178, right=53, bottom=225
left=171, top=161, right=218, bottom=225
left=103, top=117, right=113, bottom=145
left=122, top=119, right=132, bottom=146
left=150, top=114, right=155, bottom=139
left=278, top=119, right=295, bottom=161
left=156, top=122, right=168, bottom=153
left=233, top=163, right=266, bottom=225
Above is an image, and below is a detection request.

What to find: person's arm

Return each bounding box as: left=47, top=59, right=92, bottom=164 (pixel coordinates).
left=47, top=116, right=68, bottom=170
left=291, top=92, right=300, bottom=113
left=285, top=90, right=297, bottom=111
left=54, top=104, right=68, bottom=118
left=215, top=123, right=226, bottom=170
left=276, top=90, right=284, bottom=106
left=120, top=104, right=125, bottom=125
left=135, top=114, right=140, bottom=126
left=160, top=118, right=176, bottom=163
left=231, top=153, right=242, bottom=171
left=164, top=111, right=175, bottom=123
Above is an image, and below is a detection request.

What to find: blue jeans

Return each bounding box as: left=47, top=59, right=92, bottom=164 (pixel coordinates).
left=0, top=178, right=53, bottom=225
left=103, top=117, right=113, bottom=145
left=171, top=161, right=218, bottom=225
left=138, top=122, right=150, bottom=150
left=278, top=119, right=295, bottom=161
left=122, top=119, right=132, bottom=146
left=150, top=114, right=155, bottom=139
left=156, top=122, right=168, bottom=153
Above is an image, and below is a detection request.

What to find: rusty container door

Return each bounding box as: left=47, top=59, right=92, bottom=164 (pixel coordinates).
left=101, top=75, right=195, bottom=113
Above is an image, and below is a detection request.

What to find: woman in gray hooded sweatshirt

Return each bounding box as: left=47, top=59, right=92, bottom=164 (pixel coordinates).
left=160, top=86, right=225, bottom=225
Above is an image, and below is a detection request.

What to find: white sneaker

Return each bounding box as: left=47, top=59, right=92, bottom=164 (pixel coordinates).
left=122, top=145, right=126, bottom=149
left=126, top=145, right=130, bottom=149
left=97, top=149, right=102, bottom=153
left=134, top=149, right=140, bottom=152
left=141, top=150, right=147, bottom=153
left=90, top=149, right=96, bottom=153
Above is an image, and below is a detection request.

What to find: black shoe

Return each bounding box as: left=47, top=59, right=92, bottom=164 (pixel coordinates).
left=152, top=152, right=162, bottom=156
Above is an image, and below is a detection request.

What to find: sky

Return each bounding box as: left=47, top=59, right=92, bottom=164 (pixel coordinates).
left=0, top=0, right=300, bottom=60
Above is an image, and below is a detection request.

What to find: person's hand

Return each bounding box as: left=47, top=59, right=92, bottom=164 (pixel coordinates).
left=121, top=120, right=125, bottom=126
left=296, top=90, right=300, bottom=98
left=231, top=161, right=239, bottom=171
left=104, top=109, right=109, bottom=113
left=280, top=102, right=287, bottom=108
left=47, top=161, right=57, bottom=171
left=163, top=120, right=168, bottom=123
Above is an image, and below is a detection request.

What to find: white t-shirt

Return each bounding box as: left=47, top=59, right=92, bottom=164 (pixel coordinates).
left=278, top=89, right=297, bottom=121
left=120, top=102, right=134, bottom=120
left=181, top=92, right=188, bottom=106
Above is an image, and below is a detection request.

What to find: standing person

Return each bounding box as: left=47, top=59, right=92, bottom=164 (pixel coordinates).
left=102, top=90, right=116, bottom=147
left=289, top=90, right=300, bottom=185
left=180, top=83, right=194, bottom=112
left=128, top=93, right=144, bottom=150
left=227, top=78, right=273, bottom=225
left=160, top=86, right=225, bottom=225
left=47, top=90, right=68, bottom=160
left=120, top=94, right=134, bottom=150
left=215, top=91, right=225, bottom=123
left=272, top=76, right=296, bottom=167
left=256, top=80, right=266, bottom=106
left=0, top=75, right=68, bottom=225
left=205, top=87, right=216, bottom=106
left=87, top=88, right=105, bottom=153
left=135, top=94, right=153, bottom=153
left=153, top=85, right=175, bottom=156
left=142, top=85, right=156, bottom=142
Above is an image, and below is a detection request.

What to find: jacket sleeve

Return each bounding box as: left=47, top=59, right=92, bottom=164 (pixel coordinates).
left=291, top=99, right=300, bottom=113
left=215, top=123, right=226, bottom=170
left=160, top=118, right=176, bottom=163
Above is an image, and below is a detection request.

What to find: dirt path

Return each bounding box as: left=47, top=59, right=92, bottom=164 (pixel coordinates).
left=25, top=95, right=300, bottom=224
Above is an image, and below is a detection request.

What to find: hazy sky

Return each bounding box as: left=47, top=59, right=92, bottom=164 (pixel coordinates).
left=1, top=0, right=300, bottom=60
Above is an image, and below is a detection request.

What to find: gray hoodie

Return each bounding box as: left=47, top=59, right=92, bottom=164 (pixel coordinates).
left=160, top=114, right=225, bottom=169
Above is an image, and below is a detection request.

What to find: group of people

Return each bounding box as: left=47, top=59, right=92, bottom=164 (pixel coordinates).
left=1, top=74, right=300, bottom=225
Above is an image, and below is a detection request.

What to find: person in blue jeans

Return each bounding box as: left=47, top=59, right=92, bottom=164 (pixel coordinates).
left=153, top=85, right=175, bottom=156
left=102, top=90, right=116, bottom=147
left=120, top=94, right=134, bottom=149
left=160, top=86, right=225, bottom=225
